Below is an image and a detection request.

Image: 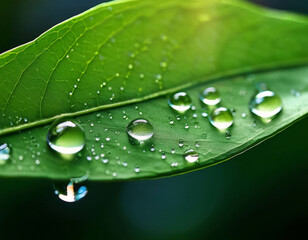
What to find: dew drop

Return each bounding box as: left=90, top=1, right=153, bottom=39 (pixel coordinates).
left=54, top=180, right=88, bottom=203
left=128, top=64, right=134, bottom=69
left=178, top=139, right=184, bottom=147
left=134, top=166, right=140, bottom=173
left=199, top=87, right=221, bottom=106
left=184, top=149, right=199, bottom=163
left=168, top=92, right=192, bottom=113
left=250, top=90, right=282, bottom=119
left=127, top=119, right=154, bottom=142
left=225, top=131, right=231, bottom=139
left=47, top=120, right=86, bottom=155
left=209, top=107, right=234, bottom=130
left=0, top=143, right=10, bottom=165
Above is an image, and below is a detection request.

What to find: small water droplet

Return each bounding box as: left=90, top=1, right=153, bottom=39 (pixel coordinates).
left=160, top=61, right=168, bottom=68
left=178, top=139, right=184, bottom=147
left=128, top=64, right=134, bottom=69
left=290, top=89, right=301, bottom=97
left=184, top=149, right=199, bottom=163
left=199, top=87, right=221, bottom=106
left=0, top=143, right=10, bottom=165
left=161, top=152, right=166, bottom=160
left=225, top=131, right=231, bottom=139
left=201, top=112, right=208, bottom=118
left=127, top=119, right=154, bottom=142
left=47, top=120, right=86, bottom=155
left=250, top=90, right=282, bottom=119
left=241, top=113, right=247, bottom=118
left=209, top=107, right=234, bottom=130
left=54, top=180, right=88, bottom=203
left=168, top=92, right=192, bottom=113
left=134, top=166, right=140, bottom=173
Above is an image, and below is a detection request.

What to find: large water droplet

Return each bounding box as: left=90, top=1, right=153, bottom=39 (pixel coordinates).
left=250, top=90, right=282, bottom=119
left=168, top=92, right=192, bottom=113
left=127, top=119, right=154, bottom=142
left=199, top=87, right=221, bottom=106
left=47, top=120, right=86, bottom=154
left=54, top=180, right=88, bottom=203
left=184, top=149, right=199, bottom=163
left=0, top=143, right=10, bottom=165
left=209, top=107, right=234, bottom=130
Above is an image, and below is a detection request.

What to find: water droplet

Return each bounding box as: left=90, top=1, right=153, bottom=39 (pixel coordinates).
left=171, top=148, right=175, bottom=154
left=184, top=149, right=199, bottom=163
left=127, top=119, right=154, bottom=142
left=160, top=61, right=168, bottom=68
left=209, top=107, right=234, bottom=130
left=250, top=90, right=282, bottom=119
left=128, top=64, right=134, bottom=69
left=168, top=92, right=192, bottom=113
left=199, top=87, right=221, bottom=106
left=0, top=143, right=10, bottom=165
left=201, top=112, right=208, bottom=118
left=134, top=166, right=140, bottom=173
left=225, top=131, right=231, bottom=139
left=171, top=162, right=179, bottom=167
left=290, top=89, right=301, bottom=97
left=178, top=139, right=184, bottom=147
left=161, top=152, right=166, bottom=159
left=241, top=113, right=247, bottom=118
left=47, top=120, right=86, bottom=155
left=54, top=180, right=88, bottom=203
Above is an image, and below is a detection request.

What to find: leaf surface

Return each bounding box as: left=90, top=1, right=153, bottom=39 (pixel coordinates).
left=0, top=0, right=307, bottom=180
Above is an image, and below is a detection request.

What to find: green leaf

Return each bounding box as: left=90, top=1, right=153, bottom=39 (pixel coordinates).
left=0, top=0, right=307, bottom=180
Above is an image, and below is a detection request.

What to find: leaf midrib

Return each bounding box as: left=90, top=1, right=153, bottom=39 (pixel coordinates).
left=1, top=60, right=307, bottom=137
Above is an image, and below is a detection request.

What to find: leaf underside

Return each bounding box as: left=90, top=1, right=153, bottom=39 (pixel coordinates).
left=0, top=0, right=307, bottom=180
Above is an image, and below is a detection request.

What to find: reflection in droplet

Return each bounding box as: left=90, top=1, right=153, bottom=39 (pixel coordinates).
left=127, top=119, right=154, bottom=142
left=168, top=92, right=192, bottom=113
left=47, top=120, right=86, bottom=155
left=209, top=107, right=234, bottom=130
left=250, top=90, right=282, bottom=119
left=54, top=179, right=88, bottom=203
left=0, top=143, right=10, bottom=165
left=184, top=149, right=199, bottom=163
left=199, top=87, right=221, bottom=106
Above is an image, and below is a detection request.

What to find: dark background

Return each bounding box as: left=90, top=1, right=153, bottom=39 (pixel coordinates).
left=0, top=1, right=307, bottom=239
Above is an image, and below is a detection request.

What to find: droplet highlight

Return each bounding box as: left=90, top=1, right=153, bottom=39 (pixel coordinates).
left=54, top=180, right=88, bottom=203
left=184, top=149, right=199, bottom=163
left=0, top=143, right=10, bottom=165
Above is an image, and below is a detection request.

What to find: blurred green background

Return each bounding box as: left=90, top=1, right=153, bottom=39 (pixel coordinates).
left=0, top=0, right=307, bottom=239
